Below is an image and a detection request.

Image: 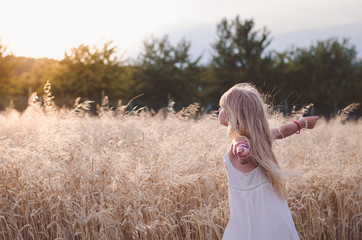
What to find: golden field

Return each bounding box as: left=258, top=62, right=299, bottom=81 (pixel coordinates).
left=0, top=102, right=361, bottom=240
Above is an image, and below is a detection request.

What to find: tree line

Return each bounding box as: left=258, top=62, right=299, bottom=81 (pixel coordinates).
left=1, top=15, right=361, bottom=116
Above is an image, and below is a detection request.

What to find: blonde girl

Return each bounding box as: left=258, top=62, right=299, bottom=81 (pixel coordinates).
left=218, top=83, right=319, bottom=240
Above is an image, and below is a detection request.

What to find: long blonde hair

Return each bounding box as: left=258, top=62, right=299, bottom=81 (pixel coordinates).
left=220, top=83, right=287, bottom=199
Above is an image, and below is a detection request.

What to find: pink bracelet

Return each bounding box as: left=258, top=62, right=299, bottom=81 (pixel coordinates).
left=293, top=121, right=301, bottom=134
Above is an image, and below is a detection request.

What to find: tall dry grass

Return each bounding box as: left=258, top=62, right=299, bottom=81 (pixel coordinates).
left=0, top=99, right=361, bottom=239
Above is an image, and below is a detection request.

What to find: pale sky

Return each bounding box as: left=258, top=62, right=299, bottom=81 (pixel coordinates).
left=1, top=0, right=362, bottom=64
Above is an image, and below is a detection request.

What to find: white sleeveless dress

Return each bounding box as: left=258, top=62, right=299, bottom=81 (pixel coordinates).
left=222, top=152, right=300, bottom=240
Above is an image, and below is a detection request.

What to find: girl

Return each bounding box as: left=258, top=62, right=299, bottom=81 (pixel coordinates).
left=218, top=83, right=319, bottom=240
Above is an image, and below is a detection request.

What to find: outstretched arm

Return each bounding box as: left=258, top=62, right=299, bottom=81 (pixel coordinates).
left=272, top=116, right=319, bottom=140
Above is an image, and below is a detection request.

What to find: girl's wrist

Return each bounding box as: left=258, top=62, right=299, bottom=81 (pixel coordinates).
left=299, top=118, right=308, bottom=129
left=298, top=119, right=305, bottom=129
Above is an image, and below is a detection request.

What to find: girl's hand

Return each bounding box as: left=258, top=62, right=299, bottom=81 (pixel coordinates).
left=233, top=141, right=251, bottom=163
left=302, top=116, right=319, bottom=129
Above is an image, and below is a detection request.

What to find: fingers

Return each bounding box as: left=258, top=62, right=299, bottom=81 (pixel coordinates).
left=305, top=116, right=319, bottom=129
left=236, top=151, right=251, bottom=163
left=310, top=116, right=319, bottom=128
left=236, top=147, right=251, bottom=159
left=236, top=146, right=250, bottom=155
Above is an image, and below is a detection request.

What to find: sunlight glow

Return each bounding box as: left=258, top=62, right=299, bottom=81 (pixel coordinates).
left=1, top=0, right=362, bottom=60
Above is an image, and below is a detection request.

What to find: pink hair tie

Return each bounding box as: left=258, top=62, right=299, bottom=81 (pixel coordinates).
left=293, top=121, right=301, bottom=134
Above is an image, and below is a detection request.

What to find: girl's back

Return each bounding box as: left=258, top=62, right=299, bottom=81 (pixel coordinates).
left=218, top=84, right=319, bottom=239
left=223, top=152, right=300, bottom=240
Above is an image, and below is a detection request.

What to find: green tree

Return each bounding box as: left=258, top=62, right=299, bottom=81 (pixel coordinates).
left=262, top=51, right=296, bottom=114
left=16, top=58, right=59, bottom=96
left=290, top=38, right=357, bottom=116
left=0, top=40, right=19, bottom=108
left=208, top=15, right=272, bottom=101
left=345, top=60, right=362, bottom=112
left=134, top=36, right=201, bottom=106
left=52, top=41, right=130, bottom=106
